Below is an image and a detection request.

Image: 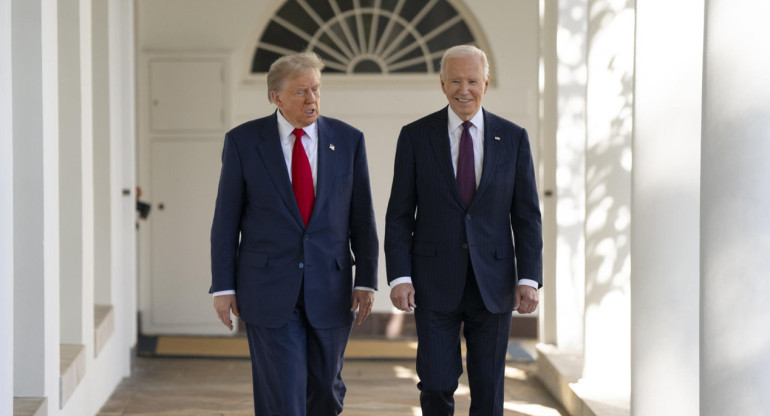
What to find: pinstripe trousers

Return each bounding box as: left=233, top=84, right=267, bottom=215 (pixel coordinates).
left=414, top=264, right=512, bottom=416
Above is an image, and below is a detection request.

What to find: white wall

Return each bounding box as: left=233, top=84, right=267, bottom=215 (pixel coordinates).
left=92, top=0, right=112, bottom=305
left=581, top=0, right=633, bottom=396
left=539, top=0, right=587, bottom=349
left=58, top=0, right=86, bottom=347
left=136, top=0, right=541, bottom=315
left=1, top=0, right=14, bottom=412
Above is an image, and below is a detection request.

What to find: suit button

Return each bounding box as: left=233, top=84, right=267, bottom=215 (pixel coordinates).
left=299, top=262, right=304, bottom=269
left=304, top=235, right=309, bottom=241
left=466, top=214, right=471, bottom=220
left=462, top=243, right=468, bottom=249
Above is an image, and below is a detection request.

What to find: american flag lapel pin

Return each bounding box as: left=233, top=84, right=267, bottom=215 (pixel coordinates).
left=494, top=136, right=501, bottom=141
left=329, top=144, right=335, bottom=151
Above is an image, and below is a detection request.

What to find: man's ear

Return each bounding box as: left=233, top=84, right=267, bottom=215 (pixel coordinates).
left=270, top=90, right=281, bottom=106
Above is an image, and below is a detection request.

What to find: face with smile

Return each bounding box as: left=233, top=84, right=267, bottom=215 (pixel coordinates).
left=440, top=55, right=489, bottom=121
left=271, top=70, right=321, bottom=128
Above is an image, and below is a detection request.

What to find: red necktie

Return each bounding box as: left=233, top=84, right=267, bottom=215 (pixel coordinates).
left=456, top=121, right=476, bottom=207
left=291, top=128, right=314, bottom=226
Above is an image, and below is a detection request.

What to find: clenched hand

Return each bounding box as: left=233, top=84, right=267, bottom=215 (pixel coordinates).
left=514, top=285, right=538, bottom=314
left=390, top=283, right=416, bottom=312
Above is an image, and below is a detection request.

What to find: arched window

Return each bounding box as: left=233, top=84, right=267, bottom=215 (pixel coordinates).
left=251, top=0, right=482, bottom=74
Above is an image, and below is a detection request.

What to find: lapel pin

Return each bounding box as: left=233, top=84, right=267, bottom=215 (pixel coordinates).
left=329, top=144, right=335, bottom=151
left=494, top=136, right=501, bottom=141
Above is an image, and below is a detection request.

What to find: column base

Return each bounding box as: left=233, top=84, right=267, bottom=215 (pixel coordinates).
left=536, top=344, right=629, bottom=416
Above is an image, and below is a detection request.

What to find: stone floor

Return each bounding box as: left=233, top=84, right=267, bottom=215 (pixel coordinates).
left=99, top=342, right=567, bottom=416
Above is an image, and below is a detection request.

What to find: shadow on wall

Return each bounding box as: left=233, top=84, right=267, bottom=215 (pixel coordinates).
left=582, top=0, right=634, bottom=383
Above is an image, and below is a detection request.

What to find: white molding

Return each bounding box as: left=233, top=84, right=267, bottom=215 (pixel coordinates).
left=238, top=0, right=497, bottom=86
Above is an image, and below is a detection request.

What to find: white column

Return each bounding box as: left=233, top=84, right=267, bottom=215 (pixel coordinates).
left=79, top=0, right=95, bottom=360
left=539, top=0, right=558, bottom=344
left=632, top=1, right=703, bottom=414
left=580, top=0, right=633, bottom=398
left=700, top=1, right=770, bottom=414
left=540, top=0, right=587, bottom=349
left=58, top=0, right=86, bottom=346
left=121, top=0, right=138, bottom=355
left=12, top=0, right=61, bottom=409
left=554, top=0, right=587, bottom=350
left=109, top=0, right=138, bottom=371
left=1, top=0, right=14, bottom=412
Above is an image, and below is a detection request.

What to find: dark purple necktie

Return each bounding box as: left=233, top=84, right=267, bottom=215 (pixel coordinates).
left=456, top=120, right=476, bottom=207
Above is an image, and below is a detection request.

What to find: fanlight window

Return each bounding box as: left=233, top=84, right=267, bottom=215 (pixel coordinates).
left=252, top=0, right=478, bottom=74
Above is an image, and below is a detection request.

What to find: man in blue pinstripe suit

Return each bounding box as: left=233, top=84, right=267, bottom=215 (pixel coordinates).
left=385, top=45, right=543, bottom=415
left=211, top=52, right=378, bottom=415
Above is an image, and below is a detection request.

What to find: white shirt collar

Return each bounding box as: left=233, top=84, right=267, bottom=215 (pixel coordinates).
left=276, top=110, right=318, bottom=145
left=447, top=107, right=484, bottom=132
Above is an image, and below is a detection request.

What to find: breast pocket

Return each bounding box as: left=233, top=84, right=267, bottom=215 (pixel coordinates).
left=336, top=173, right=353, bottom=196
left=495, top=162, right=516, bottom=185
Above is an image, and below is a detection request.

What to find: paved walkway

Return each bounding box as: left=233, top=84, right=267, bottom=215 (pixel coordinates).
left=99, top=341, right=567, bottom=416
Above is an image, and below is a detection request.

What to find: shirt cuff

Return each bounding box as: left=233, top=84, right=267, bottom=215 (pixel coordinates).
left=212, top=290, right=235, bottom=297
left=518, top=279, right=539, bottom=289
left=354, top=286, right=375, bottom=292
left=389, top=276, right=413, bottom=288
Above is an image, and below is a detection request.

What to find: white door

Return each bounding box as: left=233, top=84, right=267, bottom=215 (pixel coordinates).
left=140, top=57, right=233, bottom=335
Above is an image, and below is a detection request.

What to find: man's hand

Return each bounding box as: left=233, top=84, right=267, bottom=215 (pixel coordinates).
left=213, top=294, right=239, bottom=330
left=351, top=290, right=375, bottom=325
left=514, top=285, right=539, bottom=314
left=390, top=283, right=416, bottom=312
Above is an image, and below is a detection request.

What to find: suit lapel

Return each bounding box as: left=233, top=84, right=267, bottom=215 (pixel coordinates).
left=474, top=109, right=502, bottom=201
left=309, top=117, right=337, bottom=224
left=254, top=112, right=305, bottom=228
left=427, top=108, right=465, bottom=208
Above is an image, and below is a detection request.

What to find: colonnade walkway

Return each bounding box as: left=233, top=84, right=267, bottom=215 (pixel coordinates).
left=98, top=339, right=566, bottom=416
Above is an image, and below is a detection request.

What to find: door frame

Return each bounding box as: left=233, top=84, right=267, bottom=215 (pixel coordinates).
left=137, top=52, right=231, bottom=335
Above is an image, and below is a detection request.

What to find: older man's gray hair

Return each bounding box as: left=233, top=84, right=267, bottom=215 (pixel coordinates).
left=267, top=51, right=325, bottom=103
left=439, top=45, right=489, bottom=80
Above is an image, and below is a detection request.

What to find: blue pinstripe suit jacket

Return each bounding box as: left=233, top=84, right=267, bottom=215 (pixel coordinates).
left=385, top=107, right=542, bottom=314
left=210, top=113, right=379, bottom=329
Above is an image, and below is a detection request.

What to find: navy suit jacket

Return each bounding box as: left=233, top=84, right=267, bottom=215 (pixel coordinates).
left=385, top=107, right=542, bottom=314
left=210, top=112, right=378, bottom=329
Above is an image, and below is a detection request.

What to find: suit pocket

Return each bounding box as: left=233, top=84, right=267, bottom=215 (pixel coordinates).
left=334, top=254, right=353, bottom=270
left=237, top=250, right=268, bottom=268
left=411, top=241, right=436, bottom=257
left=496, top=244, right=515, bottom=260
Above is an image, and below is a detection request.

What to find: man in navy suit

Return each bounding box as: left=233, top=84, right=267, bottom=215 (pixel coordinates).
left=385, top=45, right=543, bottom=415
left=210, top=52, right=378, bottom=415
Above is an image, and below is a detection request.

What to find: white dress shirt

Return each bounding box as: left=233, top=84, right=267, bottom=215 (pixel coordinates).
left=389, top=107, right=539, bottom=292
left=214, top=110, right=373, bottom=296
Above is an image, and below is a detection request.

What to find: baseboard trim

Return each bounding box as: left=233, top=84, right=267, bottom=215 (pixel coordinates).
left=348, top=312, right=538, bottom=339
